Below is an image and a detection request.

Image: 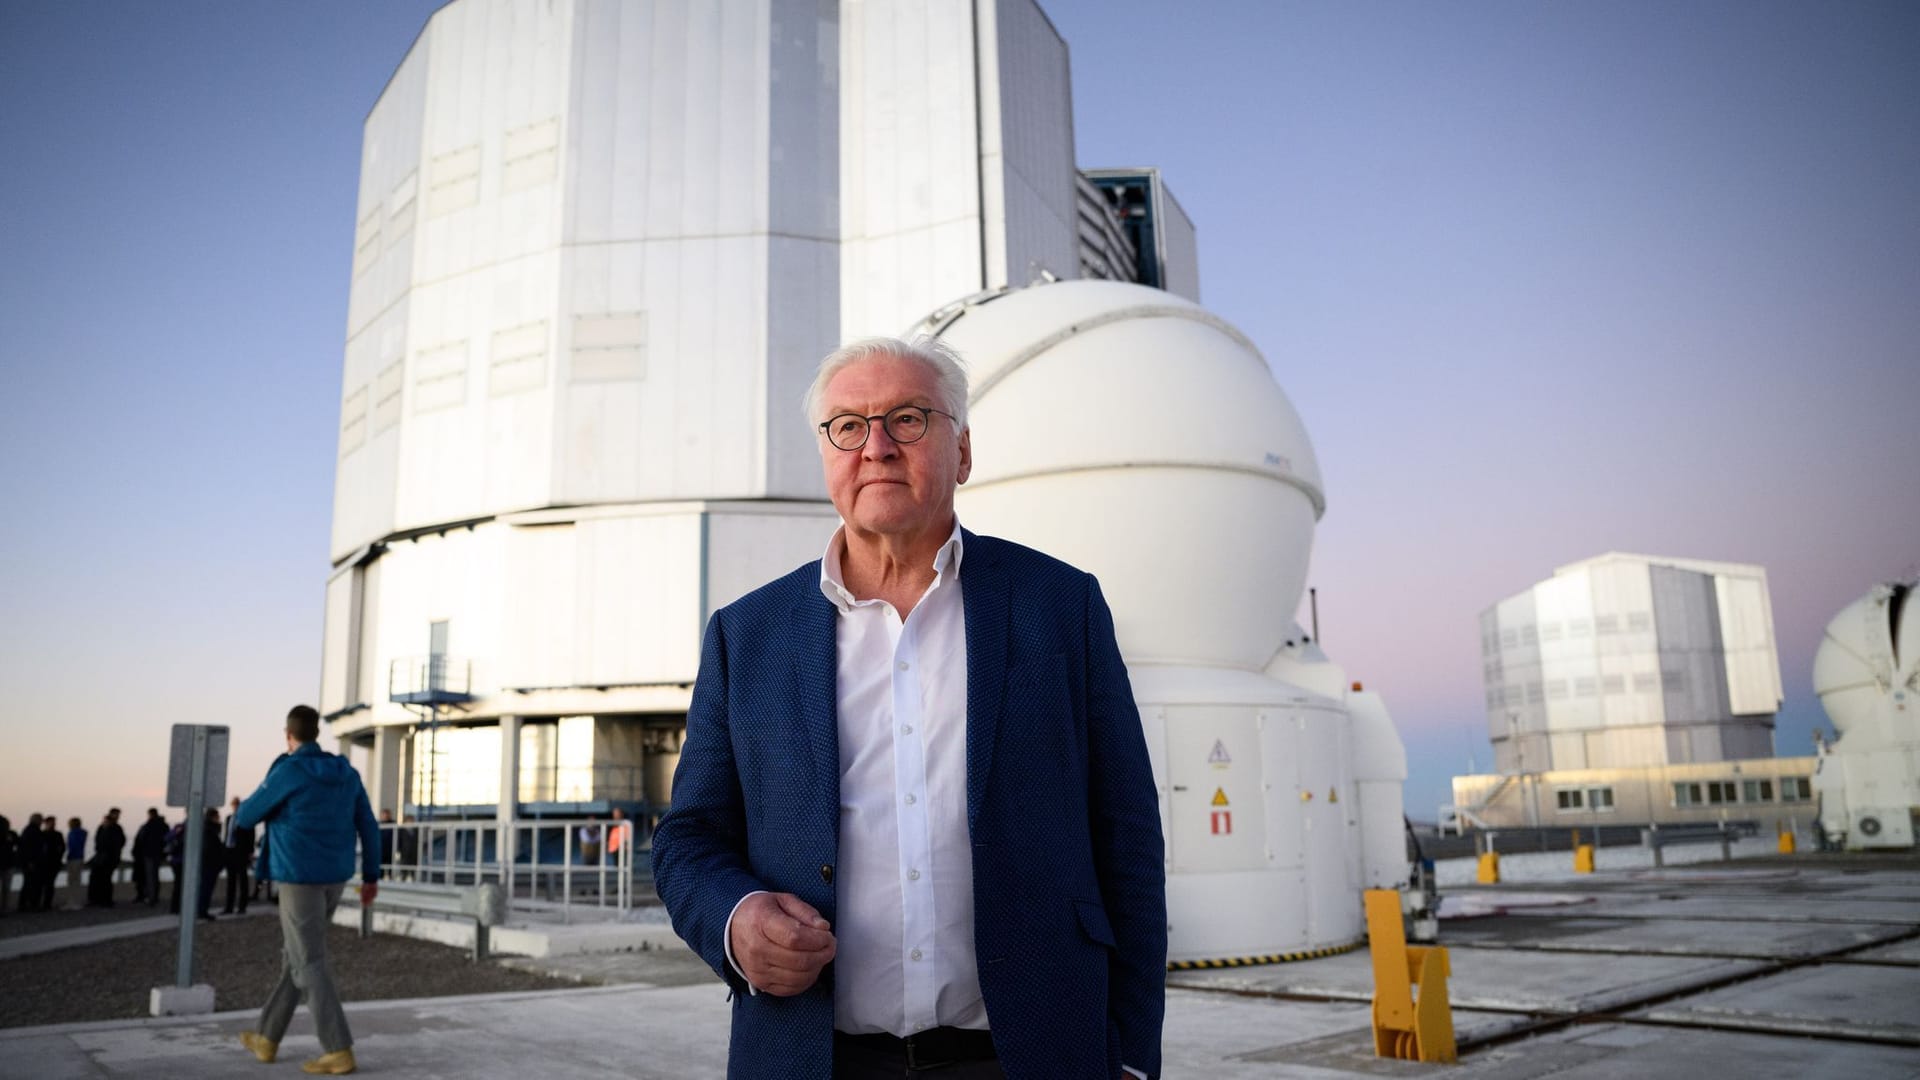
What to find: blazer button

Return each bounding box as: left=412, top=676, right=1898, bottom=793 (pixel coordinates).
left=820, top=863, right=834, bottom=884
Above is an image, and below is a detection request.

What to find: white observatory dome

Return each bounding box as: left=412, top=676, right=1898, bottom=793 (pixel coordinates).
left=925, top=281, right=1324, bottom=670
left=1814, top=581, right=1917, bottom=734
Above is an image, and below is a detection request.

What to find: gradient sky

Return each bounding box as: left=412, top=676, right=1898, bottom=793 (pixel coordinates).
left=2, top=1, right=1915, bottom=825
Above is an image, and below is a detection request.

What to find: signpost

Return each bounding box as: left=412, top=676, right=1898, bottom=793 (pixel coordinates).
left=152, top=724, right=229, bottom=1016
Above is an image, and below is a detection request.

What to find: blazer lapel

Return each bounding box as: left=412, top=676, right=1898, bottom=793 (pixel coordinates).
left=962, top=535, right=1010, bottom=832
left=790, top=588, right=841, bottom=809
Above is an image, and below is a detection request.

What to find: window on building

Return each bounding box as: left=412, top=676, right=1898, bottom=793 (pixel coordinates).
left=1541, top=622, right=1563, bottom=642
left=1569, top=617, right=1593, bottom=637
left=1574, top=676, right=1598, bottom=697
left=1602, top=674, right=1625, bottom=695
left=1595, top=614, right=1620, bottom=634
left=1780, top=777, right=1812, bottom=802
left=1661, top=670, right=1685, bottom=692
left=1546, top=679, right=1569, bottom=701
left=1556, top=789, right=1584, bottom=810
left=1587, top=787, right=1615, bottom=811
left=1633, top=672, right=1659, bottom=693
left=1673, top=782, right=1703, bottom=807
left=1706, top=781, right=1738, bottom=805
left=1627, top=611, right=1653, bottom=632
left=1743, top=779, right=1774, bottom=803
left=1527, top=682, right=1545, bottom=704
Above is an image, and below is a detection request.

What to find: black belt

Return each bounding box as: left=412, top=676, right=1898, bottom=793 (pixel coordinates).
left=835, top=1027, right=997, bottom=1070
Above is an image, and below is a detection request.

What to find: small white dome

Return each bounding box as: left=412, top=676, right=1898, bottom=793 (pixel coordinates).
left=1814, top=581, right=1918, bottom=735
left=929, top=280, right=1322, bottom=670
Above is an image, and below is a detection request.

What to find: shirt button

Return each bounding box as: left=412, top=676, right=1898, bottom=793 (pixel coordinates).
left=908, top=868, right=920, bottom=881
left=900, top=724, right=913, bottom=735
left=910, top=948, right=922, bottom=961
left=904, top=794, right=916, bottom=806
left=897, top=660, right=909, bottom=671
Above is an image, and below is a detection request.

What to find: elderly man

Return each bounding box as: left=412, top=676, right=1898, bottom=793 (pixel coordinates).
left=233, top=705, right=381, bottom=1076
left=652, top=337, right=1166, bottom=1079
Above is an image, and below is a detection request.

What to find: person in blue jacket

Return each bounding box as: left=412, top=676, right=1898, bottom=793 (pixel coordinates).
left=232, top=705, right=381, bottom=1076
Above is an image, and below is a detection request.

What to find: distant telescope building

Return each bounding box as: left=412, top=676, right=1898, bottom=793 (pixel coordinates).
left=1451, top=553, right=1815, bottom=831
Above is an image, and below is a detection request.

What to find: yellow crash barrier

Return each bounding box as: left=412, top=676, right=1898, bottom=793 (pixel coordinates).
left=1365, top=888, right=1458, bottom=1064
left=1778, top=829, right=1796, bottom=854
left=1573, top=844, right=1595, bottom=873
left=1475, top=851, right=1500, bottom=883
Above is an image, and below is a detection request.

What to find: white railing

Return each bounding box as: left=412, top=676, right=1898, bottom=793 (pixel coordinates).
left=368, top=818, right=642, bottom=923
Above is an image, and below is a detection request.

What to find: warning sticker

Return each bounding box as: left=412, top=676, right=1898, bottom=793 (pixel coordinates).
left=1207, top=740, right=1231, bottom=767
left=1210, top=810, right=1232, bottom=835
left=1211, top=787, right=1229, bottom=807
left=1328, top=787, right=1339, bottom=803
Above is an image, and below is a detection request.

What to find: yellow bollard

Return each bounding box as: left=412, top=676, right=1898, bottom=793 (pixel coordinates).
left=1476, top=851, right=1500, bottom=884
left=1573, top=844, right=1595, bottom=873
left=1365, top=888, right=1458, bottom=1063
left=1778, top=829, right=1796, bottom=854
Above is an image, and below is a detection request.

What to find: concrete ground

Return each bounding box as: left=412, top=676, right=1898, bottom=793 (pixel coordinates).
left=4, top=852, right=1917, bottom=1078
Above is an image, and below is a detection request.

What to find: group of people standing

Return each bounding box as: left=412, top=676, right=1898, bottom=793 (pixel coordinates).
left=1, top=799, right=263, bottom=917
left=2, top=809, right=127, bottom=911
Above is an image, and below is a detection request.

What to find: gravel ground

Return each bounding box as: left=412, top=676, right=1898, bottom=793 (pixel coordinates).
left=0, top=881, right=576, bottom=1029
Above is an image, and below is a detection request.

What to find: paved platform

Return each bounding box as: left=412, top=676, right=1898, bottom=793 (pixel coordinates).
left=4, top=852, right=1917, bottom=1078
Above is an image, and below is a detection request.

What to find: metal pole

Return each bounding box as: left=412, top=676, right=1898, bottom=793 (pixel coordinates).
left=1309, top=587, right=1320, bottom=642
left=175, top=726, right=209, bottom=988
left=563, top=823, right=573, bottom=923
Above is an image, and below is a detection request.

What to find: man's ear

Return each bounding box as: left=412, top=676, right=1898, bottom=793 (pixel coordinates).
left=956, top=426, right=972, bottom=485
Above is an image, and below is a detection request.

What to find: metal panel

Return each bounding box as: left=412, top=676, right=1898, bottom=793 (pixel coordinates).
left=1165, top=705, right=1267, bottom=874
left=1155, top=180, right=1201, bottom=302
left=980, top=0, right=1077, bottom=289
left=839, top=0, right=984, bottom=338
left=1715, top=572, right=1784, bottom=715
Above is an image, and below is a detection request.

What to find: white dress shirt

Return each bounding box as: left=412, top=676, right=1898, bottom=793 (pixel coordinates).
left=819, top=520, right=981, bottom=1036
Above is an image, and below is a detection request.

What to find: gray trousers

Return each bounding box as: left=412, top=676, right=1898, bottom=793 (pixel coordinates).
left=258, top=883, right=352, bottom=1053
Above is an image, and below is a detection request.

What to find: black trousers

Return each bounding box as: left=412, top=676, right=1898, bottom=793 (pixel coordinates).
left=87, top=858, right=119, bottom=906
left=832, top=1034, right=1005, bottom=1080
left=224, top=855, right=250, bottom=913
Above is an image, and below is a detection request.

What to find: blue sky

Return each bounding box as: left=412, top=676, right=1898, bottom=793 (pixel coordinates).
left=2, top=1, right=1915, bottom=822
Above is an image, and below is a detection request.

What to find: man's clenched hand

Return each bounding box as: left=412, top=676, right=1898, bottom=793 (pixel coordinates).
left=730, top=892, right=835, bottom=996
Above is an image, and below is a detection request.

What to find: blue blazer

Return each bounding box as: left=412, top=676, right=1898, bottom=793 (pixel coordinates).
left=653, top=531, right=1167, bottom=1079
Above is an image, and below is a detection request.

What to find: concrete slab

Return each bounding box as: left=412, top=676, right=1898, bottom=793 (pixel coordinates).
left=0, top=915, right=181, bottom=960
left=1502, top=894, right=1920, bottom=924
left=1632, top=963, right=1920, bottom=1045
left=1448, top=1023, right=1920, bottom=1079
left=1438, top=913, right=1913, bottom=959
left=1167, top=945, right=1768, bottom=1015
left=1848, top=938, right=1920, bottom=965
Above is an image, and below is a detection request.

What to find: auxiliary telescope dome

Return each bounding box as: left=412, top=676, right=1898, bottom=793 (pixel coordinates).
left=922, top=280, right=1324, bottom=671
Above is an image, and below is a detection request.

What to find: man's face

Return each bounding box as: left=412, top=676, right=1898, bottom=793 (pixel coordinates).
left=816, top=353, right=971, bottom=544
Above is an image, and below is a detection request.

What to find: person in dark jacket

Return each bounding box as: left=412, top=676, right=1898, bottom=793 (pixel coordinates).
left=15, top=814, right=45, bottom=912
left=132, top=808, right=168, bottom=906
left=197, top=808, right=223, bottom=920
left=222, top=796, right=257, bottom=914
left=88, top=808, right=126, bottom=907
left=233, top=705, right=381, bottom=1075
left=166, top=818, right=187, bottom=914
left=0, top=815, right=17, bottom=914
left=37, top=815, right=62, bottom=909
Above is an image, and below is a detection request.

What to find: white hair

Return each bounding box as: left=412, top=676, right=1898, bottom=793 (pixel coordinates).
left=801, top=336, right=969, bottom=431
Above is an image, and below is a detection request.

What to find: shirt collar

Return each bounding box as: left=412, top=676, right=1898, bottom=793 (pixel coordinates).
left=818, top=519, right=965, bottom=614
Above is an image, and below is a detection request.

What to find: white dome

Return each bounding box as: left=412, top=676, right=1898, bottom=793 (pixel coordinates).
left=1814, top=581, right=1918, bottom=734
left=929, top=280, right=1322, bottom=670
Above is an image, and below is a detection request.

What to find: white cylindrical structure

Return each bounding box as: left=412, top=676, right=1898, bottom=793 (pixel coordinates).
left=1813, top=582, right=1919, bottom=849
left=934, top=280, right=1403, bottom=961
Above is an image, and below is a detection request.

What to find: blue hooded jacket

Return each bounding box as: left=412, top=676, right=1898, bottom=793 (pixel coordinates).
left=234, top=742, right=381, bottom=885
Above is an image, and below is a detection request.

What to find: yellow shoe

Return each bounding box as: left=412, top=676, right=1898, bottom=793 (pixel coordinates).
left=239, top=1031, right=277, bottom=1064
left=302, top=1049, right=357, bottom=1075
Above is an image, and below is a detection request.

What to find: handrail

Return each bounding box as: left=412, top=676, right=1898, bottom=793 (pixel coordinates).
left=367, top=817, right=642, bottom=922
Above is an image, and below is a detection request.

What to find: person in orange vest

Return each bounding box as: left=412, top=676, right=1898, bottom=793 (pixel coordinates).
left=606, top=808, right=628, bottom=860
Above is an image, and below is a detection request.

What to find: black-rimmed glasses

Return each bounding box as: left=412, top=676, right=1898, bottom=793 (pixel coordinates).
left=818, top=405, right=957, bottom=451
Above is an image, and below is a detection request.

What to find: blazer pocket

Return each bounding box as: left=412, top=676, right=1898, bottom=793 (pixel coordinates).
left=1072, top=897, right=1116, bottom=949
